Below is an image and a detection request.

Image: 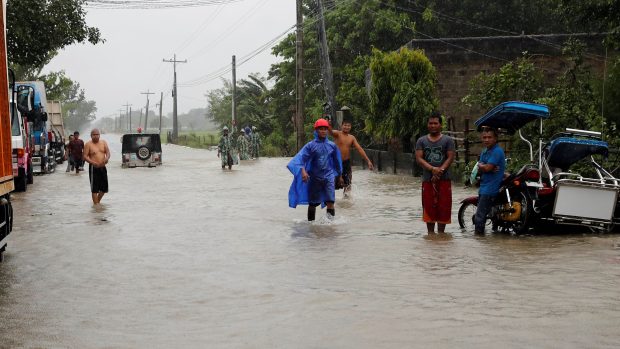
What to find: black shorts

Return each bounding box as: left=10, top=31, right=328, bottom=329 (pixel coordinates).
left=336, top=160, right=352, bottom=189
left=89, top=165, right=108, bottom=193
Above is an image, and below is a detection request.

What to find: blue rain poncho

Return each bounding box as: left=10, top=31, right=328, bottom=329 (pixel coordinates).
left=287, top=134, right=343, bottom=208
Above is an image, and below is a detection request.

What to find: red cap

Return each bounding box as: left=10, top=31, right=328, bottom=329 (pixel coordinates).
left=314, top=118, right=329, bottom=129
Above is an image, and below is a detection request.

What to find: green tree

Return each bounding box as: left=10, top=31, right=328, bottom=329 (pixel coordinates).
left=462, top=56, right=546, bottom=111
left=559, top=0, right=620, bottom=49
left=366, top=47, right=438, bottom=142
left=7, top=0, right=103, bottom=77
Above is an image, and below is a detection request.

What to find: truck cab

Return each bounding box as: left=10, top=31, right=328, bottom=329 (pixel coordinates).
left=10, top=90, right=32, bottom=191
left=16, top=81, right=54, bottom=174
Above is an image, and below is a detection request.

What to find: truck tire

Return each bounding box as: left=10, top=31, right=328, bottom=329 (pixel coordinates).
left=14, top=167, right=26, bottom=192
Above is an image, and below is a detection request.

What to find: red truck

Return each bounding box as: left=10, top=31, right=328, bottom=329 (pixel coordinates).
left=0, top=0, right=15, bottom=260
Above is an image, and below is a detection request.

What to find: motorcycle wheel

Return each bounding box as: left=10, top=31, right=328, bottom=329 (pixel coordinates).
left=458, top=202, right=478, bottom=230
left=494, top=191, right=532, bottom=235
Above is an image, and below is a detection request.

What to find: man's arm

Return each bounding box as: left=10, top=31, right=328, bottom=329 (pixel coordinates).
left=104, top=141, right=111, bottom=164
left=351, top=137, right=374, bottom=170
left=441, top=150, right=455, bottom=172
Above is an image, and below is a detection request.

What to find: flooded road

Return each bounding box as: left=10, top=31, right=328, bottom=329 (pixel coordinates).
left=1, top=134, right=619, bottom=348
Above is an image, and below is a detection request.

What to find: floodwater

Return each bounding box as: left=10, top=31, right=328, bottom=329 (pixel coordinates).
left=0, top=134, right=619, bottom=348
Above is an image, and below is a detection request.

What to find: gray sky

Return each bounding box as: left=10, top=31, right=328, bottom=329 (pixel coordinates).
left=44, top=0, right=295, bottom=120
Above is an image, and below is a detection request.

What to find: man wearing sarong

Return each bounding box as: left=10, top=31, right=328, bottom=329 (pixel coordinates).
left=415, top=112, right=455, bottom=234
left=217, top=126, right=234, bottom=170
left=237, top=129, right=250, bottom=160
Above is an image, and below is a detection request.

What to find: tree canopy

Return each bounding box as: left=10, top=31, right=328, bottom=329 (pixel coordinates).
left=7, top=0, right=103, bottom=77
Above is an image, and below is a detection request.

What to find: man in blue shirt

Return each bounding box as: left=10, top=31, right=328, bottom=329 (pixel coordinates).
left=474, top=127, right=505, bottom=234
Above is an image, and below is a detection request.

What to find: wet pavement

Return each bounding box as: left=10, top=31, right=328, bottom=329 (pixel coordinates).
left=0, top=133, right=619, bottom=348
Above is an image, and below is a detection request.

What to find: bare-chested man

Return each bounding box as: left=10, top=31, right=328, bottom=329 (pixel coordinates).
left=329, top=120, right=374, bottom=195
left=83, top=129, right=111, bottom=204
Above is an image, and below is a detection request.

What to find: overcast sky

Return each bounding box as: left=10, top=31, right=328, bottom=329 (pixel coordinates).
left=43, top=0, right=295, bottom=120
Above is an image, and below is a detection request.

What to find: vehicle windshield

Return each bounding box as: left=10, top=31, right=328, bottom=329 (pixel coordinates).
left=10, top=102, right=21, bottom=136
left=122, top=134, right=162, bottom=153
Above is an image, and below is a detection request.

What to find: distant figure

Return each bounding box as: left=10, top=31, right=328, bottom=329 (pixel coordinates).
left=287, top=119, right=343, bottom=221
left=217, top=126, right=234, bottom=170
left=68, top=131, right=85, bottom=173
left=329, top=119, right=374, bottom=196
left=249, top=126, right=261, bottom=159
left=474, top=127, right=505, bottom=235
left=237, top=129, right=250, bottom=160
left=83, top=128, right=111, bottom=205
left=415, top=112, right=455, bottom=235
left=137, top=127, right=142, bottom=134
left=65, top=134, right=75, bottom=172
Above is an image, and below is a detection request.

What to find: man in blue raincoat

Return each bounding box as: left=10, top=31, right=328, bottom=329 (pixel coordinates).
left=287, top=118, right=344, bottom=221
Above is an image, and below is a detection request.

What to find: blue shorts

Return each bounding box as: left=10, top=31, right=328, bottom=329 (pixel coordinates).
left=308, top=176, right=335, bottom=205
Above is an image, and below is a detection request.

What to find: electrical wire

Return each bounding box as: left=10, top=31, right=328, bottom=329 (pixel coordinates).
left=85, top=0, right=245, bottom=10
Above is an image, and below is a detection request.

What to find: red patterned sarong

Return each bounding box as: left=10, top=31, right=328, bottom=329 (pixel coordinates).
left=422, top=179, right=452, bottom=224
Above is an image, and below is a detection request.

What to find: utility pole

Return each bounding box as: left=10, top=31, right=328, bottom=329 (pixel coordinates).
left=118, top=108, right=124, bottom=132
left=122, top=102, right=132, bottom=132
left=163, top=54, right=187, bottom=142
left=139, top=108, right=143, bottom=130
left=295, top=0, right=305, bottom=151
left=316, top=0, right=337, bottom=128
left=158, top=92, right=163, bottom=135
left=129, top=106, right=133, bottom=131
left=141, top=90, right=155, bottom=132
left=232, top=55, right=236, bottom=129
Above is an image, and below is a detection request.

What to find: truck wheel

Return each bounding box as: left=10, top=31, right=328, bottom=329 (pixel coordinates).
left=27, top=161, right=33, bottom=184
left=14, top=168, right=26, bottom=192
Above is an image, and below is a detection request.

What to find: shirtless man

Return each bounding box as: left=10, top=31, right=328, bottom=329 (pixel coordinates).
left=329, top=120, right=374, bottom=195
left=83, top=129, right=111, bottom=204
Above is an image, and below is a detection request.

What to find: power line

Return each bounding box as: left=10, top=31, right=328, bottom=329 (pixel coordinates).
left=85, top=0, right=245, bottom=10
left=177, top=1, right=337, bottom=87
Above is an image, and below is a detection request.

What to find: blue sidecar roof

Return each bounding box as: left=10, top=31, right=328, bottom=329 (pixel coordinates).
left=475, top=101, right=550, bottom=134
left=546, top=137, right=609, bottom=170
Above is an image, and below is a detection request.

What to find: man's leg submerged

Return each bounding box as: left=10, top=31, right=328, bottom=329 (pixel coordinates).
left=474, top=195, right=494, bottom=234
left=426, top=222, right=436, bottom=234
left=326, top=201, right=335, bottom=217
left=308, top=204, right=318, bottom=221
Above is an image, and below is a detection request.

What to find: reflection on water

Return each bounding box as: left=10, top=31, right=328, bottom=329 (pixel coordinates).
left=0, top=134, right=619, bottom=348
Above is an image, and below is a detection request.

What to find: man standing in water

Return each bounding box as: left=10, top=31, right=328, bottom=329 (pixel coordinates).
left=287, top=119, right=344, bottom=221
left=217, top=126, right=234, bottom=170
left=474, top=127, right=505, bottom=235
left=249, top=126, right=261, bottom=159
left=329, top=119, right=374, bottom=196
left=69, top=131, right=84, bottom=173
left=415, top=112, right=455, bottom=234
left=83, top=128, right=110, bottom=205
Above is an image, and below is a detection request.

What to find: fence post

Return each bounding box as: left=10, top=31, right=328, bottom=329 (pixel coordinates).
left=464, top=118, right=470, bottom=165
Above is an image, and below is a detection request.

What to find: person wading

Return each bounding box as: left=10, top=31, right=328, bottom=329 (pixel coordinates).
left=287, top=119, right=344, bottom=221
left=415, top=112, right=455, bottom=234
left=83, top=128, right=111, bottom=205
left=329, top=119, right=374, bottom=196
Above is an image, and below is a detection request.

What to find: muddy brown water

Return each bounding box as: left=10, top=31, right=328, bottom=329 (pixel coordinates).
left=0, top=134, right=619, bottom=348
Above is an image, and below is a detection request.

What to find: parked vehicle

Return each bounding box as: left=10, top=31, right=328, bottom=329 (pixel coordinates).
left=10, top=72, right=33, bottom=191
left=121, top=133, right=162, bottom=168
left=47, top=100, right=65, bottom=165
left=16, top=81, right=54, bottom=174
left=458, top=101, right=549, bottom=234
left=0, top=0, right=16, bottom=260
left=535, top=129, right=620, bottom=232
